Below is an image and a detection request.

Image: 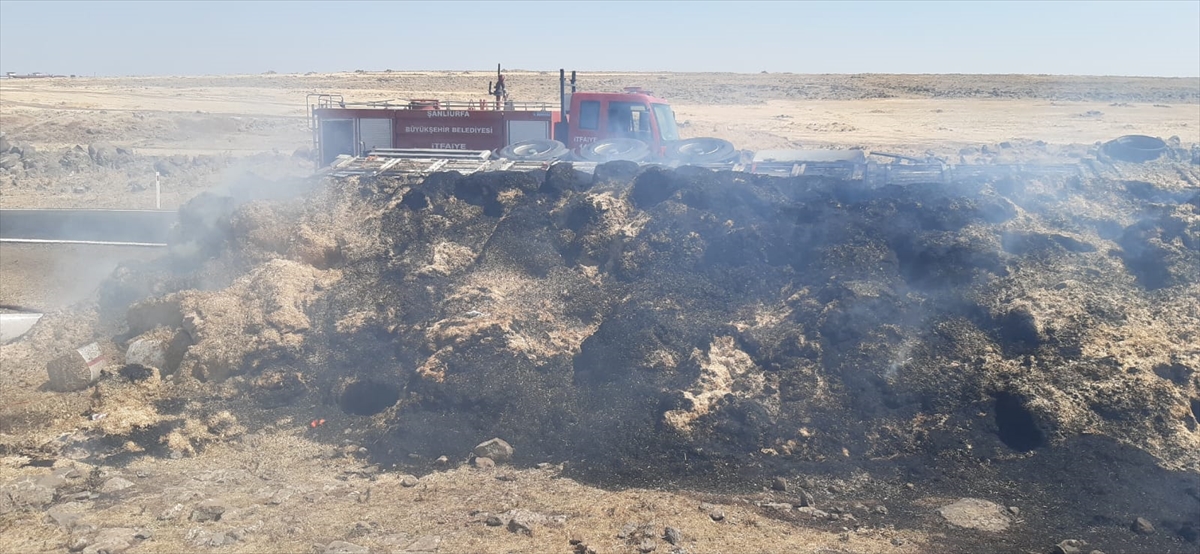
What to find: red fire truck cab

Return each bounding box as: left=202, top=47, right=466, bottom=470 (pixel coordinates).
left=564, top=88, right=680, bottom=152
left=309, top=68, right=681, bottom=166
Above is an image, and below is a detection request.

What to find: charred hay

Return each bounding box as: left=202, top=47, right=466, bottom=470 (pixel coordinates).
left=87, top=160, right=1200, bottom=483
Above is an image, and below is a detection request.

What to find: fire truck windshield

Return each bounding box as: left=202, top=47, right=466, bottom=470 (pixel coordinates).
left=652, top=104, right=680, bottom=142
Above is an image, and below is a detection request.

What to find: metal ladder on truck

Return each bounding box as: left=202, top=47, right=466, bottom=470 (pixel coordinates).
left=306, top=93, right=344, bottom=170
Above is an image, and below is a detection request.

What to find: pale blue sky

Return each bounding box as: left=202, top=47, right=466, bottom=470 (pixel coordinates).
left=1, top=1, right=1197, bottom=77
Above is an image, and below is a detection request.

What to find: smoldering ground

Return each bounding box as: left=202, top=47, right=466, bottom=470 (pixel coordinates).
left=56, top=151, right=1198, bottom=550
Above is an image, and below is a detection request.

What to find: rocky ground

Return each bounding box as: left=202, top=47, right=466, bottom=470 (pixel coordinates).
left=2, top=73, right=1199, bottom=554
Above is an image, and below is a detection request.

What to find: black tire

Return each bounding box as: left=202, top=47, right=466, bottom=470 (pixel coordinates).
left=662, top=137, right=737, bottom=164
left=579, top=138, right=651, bottom=163
left=1102, top=135, right=1166, bottom=163
left=497, top=139, right=568, bottom=161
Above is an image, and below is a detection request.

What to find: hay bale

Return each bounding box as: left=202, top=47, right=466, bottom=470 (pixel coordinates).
left=126, top=337, right=167, bottom=371
left=46, top=342, right=106, bottom=392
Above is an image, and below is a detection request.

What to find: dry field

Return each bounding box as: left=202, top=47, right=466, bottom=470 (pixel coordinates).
left=2, top=70, right=1197, bottom=168
left=1, top=72, right=1198, bottom=554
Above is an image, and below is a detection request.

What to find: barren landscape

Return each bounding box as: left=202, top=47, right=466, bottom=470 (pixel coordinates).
left=2, top=71, right=1199, bottom=554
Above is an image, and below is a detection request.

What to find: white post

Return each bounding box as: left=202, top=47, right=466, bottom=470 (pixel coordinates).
left=155, top=172, right=161, bottom=209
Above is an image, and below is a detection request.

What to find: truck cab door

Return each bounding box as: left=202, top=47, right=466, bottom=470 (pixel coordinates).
left=606, top=102, right=653, bottom=144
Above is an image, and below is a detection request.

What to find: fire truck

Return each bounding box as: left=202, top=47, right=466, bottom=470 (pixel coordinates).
left=308, top=65, right=689, bottom=167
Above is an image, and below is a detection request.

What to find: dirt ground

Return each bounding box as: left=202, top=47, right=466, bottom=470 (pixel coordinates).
left=1, top=72, right=1199, bottom=554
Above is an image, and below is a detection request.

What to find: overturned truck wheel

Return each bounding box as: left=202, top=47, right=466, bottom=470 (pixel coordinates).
left=579, top=138, right=651, bottom=163
left=1102, top=135, right=1167, bottom=163
left=663, top=137, right=737, bottom=164
left=497, top=139, right=568, bottom=161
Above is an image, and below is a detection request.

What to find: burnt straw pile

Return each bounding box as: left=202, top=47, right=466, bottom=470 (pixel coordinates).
left=92, top=160, right=1198, bottom=483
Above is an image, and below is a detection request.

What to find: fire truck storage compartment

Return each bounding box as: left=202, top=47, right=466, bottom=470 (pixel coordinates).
left=507, top=120, right=551, bottom=145
left=358, top=118, right=394, bottom=154
left=320, top=119, right=355, bottom=166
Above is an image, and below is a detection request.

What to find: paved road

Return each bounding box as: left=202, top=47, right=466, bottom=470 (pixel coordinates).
left=0, top=243, right=162, bottom=311
left=0, top=209, right=176, bottom=244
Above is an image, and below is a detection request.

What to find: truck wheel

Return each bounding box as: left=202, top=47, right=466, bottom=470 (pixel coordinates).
left=498, top=139, right=568, bottom=161
left=1101, top=135, right=1166, bottom=163
left=663, top=137, right=737, bottom=164
left=580, top=138, right=651, bottom=162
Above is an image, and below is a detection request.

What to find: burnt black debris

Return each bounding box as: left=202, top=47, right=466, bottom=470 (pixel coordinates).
left=125, top=161, right=1200, bottom=472
left=99, top=158, right=1200, bottom=551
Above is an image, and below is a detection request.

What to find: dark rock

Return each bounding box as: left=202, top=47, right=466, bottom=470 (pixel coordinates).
left=1050, top=539, right=1086, bottom=554
left=771, top=476, right=788, bottom=492
left=798, top=489, right=815, bottom=508
left=1131, top=517, right=1155, bottom=535
left=87, top=142, right=116, bottom=165
left=473, top=438, right=514, bottom=463
left=189, top=498, right=226, bottom=522
left=67, top=536, right=90, bottom=552
left=699, top=503, right=724, bottom=521
left=485, top=515, right=503, bottom=527
left=664, top=526, right=683, bottom=545
left=153, top=159, right=177, bottom=176
left=507, top=510, right=542, bottom=536
left=618, top=523, right=637, bottom=539
left=100, top=477, right=135, bottom=493
left=472, top=457, right=495, bottom=469
left=13, top=142, right=36, bottom=157
left=45, top=506, right=84, bottom=530
left=0, top=476, right=57, bottom=514
left=0, top=153, right=21, bottom=170
left=797, top=507, right=830, bottom=519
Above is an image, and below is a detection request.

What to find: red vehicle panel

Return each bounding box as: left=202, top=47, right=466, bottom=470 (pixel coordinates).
left=313, top=106, right=560, bottom=162
left=309, top=69, right=680, bottom=165
left=394, top=110, right=507, bottom=150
